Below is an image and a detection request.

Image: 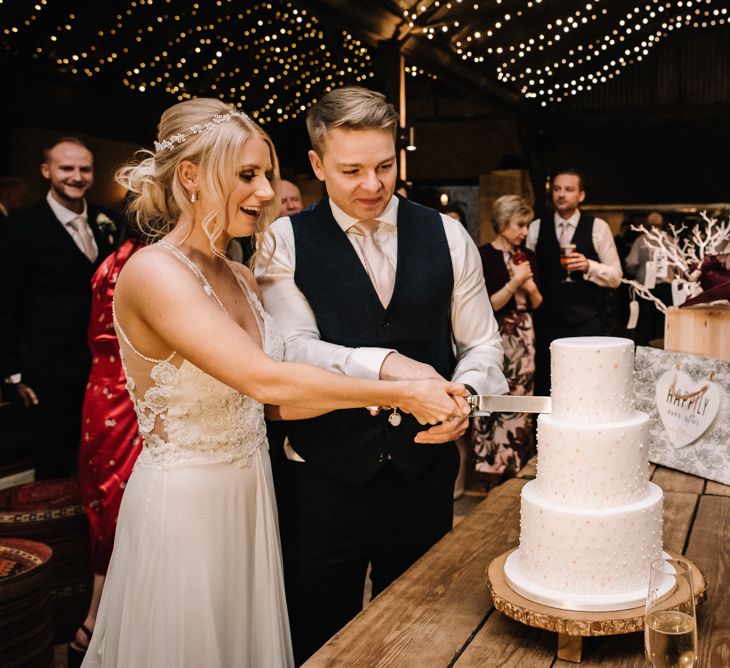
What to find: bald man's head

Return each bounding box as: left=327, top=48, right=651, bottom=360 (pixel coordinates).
left=647, top=212, right=664, bottom=228
left=279, top=179, right=303, bottom=217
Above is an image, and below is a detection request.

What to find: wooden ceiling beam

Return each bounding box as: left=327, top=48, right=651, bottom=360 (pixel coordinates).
left=299, top=0, right=524, bottom=112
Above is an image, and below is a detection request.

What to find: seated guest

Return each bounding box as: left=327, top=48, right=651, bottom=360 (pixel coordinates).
left=472, top=195, right=542, bottom=483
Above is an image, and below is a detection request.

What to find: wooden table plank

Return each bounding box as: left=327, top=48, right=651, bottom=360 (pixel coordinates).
left=662, top=491, right=699, bottom=553
left=307, top=467, right=722, bottom=667
left=552, top=633, right=646, bottom=667
left=705, top=480, right=730, bottom=497
left=454, top=611, right=555, bottom=667
left=651, top=467, right=706, bottom=494
left=684, top=495, right=730, bottom=668
left=305, top=478, right=527, bottom=667
left=516, top=456, right=537, bottom=480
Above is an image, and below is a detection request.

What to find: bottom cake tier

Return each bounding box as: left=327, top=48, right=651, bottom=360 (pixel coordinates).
left=507, top=480, right=663, bottom=610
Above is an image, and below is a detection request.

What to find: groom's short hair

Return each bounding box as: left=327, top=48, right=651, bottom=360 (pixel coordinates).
left=306, top=86, right=399, bottom=156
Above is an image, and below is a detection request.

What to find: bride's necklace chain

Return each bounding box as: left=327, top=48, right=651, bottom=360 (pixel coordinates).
left=158, top=240, right=231, bottom=317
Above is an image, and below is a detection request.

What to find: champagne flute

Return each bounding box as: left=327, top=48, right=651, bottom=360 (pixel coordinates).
left=559, top=243, right=577, bottom=282
left=645, top=556, right=697, bottom=668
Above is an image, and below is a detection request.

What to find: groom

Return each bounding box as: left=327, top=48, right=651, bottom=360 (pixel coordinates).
left=256, top=86, right=507, bottom=664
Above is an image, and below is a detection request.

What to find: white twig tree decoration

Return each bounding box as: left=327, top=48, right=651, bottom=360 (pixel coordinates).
left=622, top=211, right=730, bottom=312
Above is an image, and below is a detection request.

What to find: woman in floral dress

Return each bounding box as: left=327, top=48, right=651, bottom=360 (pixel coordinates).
left=472, top=195, right=543, bottom=484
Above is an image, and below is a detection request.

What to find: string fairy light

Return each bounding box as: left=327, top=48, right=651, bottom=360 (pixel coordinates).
left=405, top=64, right=438, bottom=80
left=0, top=0, right=375, bottom=123
left=402, top=0, right=727, bottom=107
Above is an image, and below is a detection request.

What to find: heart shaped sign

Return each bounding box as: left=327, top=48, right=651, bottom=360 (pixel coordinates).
left=655, top=370, right=721, bottom=447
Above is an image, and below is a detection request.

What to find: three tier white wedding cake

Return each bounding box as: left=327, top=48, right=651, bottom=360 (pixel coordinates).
left=504, top=336, right=664, bottom=611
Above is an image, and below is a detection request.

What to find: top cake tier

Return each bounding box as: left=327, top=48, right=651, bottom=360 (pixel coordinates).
left=550, top=337, right=635, bottom=423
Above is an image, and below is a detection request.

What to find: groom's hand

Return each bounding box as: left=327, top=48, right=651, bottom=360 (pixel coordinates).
left=378, top=353, right=471, bottom=442
left=414, top=393, right=470, bottom=444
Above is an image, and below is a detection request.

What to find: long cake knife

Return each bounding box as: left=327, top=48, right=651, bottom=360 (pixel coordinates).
left=467, top=394, right=552, bottom=416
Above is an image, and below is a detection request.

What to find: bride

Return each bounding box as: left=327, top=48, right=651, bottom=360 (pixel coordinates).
left=81, top=98, right=467, bottom=667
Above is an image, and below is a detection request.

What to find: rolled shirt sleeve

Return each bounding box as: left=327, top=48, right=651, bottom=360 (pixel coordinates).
left=441, top=215, right=508, bottom=396
left=255, top=206, right=508, bottom=396
left=255, top=219, right=395, bottom=379
left=586, top=217, right=623, bottom=288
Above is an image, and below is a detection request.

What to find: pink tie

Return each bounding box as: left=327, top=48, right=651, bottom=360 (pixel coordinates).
left=351, top=220, right=395, bottom=308
left=559, top=221, right=572, bottom=245
left=69, top=218, right=98, bottom=262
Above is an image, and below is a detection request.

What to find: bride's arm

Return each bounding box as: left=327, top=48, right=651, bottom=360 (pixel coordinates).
left=114, top=249, right=468, bottom=425
left=264, top=404, right=336, bottom=421
left=231, top=263, right=361, bottom=421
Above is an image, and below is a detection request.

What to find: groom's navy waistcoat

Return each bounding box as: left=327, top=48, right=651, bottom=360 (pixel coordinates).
left=285, top=198, right=455, bottom=487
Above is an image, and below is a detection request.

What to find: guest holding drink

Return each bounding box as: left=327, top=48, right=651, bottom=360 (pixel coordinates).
left=526, top=169, right=622, bottom=395
left=472, top=195, right=542, bottom=482
left=559, top=242, right=577, bottom=281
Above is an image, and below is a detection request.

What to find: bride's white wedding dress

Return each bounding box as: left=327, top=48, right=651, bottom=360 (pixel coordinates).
left=83, top=243, right=294, bottom=667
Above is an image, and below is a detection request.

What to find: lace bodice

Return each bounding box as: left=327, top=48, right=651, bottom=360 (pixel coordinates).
left=115, top=243, right=284, bottom=468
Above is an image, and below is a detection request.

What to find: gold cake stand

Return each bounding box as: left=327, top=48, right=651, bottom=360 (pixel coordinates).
left=486, top=548, right=706, bottom=663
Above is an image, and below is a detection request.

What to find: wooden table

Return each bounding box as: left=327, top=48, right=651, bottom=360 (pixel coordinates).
left=305, top=460, right=730, bottom=667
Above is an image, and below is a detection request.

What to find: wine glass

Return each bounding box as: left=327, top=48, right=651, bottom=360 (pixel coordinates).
left=645, top=555, right=697, bottom=668
left=559, top=243, right=577, bottom=282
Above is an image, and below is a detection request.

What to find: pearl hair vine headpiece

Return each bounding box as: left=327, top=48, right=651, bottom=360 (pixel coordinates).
left=153, top=111, right=249, bottom=153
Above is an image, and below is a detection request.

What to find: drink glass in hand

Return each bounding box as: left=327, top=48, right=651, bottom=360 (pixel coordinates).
left=512, top=250, right=529, bottom=265
left=645, top=556, right=697, bottom=668
left=559, top=243, right=577, bottom=282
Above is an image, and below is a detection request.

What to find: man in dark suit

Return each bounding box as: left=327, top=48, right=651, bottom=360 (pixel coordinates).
left=0, top=137, right=117, bottom=479
left=256, top=87, right=507, bottom=664
left=526, top=168, right=622, bottom=395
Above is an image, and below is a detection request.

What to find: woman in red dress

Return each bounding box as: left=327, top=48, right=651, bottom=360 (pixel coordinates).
left=70, top=236, right=144, bottom=665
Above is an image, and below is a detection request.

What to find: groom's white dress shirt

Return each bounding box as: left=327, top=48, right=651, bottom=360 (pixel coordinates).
left=255, top=195, right=508, bottom=397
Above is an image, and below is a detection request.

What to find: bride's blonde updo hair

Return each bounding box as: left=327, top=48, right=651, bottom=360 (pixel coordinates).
left=116, top=98, right=280, bottom=262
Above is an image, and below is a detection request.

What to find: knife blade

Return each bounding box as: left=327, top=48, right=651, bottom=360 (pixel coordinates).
left=467, top=394, right=552, bottom=416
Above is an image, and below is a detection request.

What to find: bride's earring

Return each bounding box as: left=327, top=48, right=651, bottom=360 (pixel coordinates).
left=191, top=190, right=198, bottom=203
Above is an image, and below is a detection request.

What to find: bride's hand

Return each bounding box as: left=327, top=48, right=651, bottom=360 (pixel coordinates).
left=398, top=379, right=470, bottom=425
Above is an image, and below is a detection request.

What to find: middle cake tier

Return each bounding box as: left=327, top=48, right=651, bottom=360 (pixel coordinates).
left=535, top=410, right=651, bottom=508
left=518, top=480, right=663, bottom=596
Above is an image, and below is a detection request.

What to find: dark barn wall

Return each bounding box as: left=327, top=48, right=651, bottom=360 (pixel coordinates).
left=407, top=117, right=523, bottom=182
left=400, top=27, right=729, bottom=209
left=525, top=27, right=730, bottom=207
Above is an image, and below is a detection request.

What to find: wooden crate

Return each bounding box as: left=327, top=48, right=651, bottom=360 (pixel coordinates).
left=664, top=306, right=730, bottom=361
